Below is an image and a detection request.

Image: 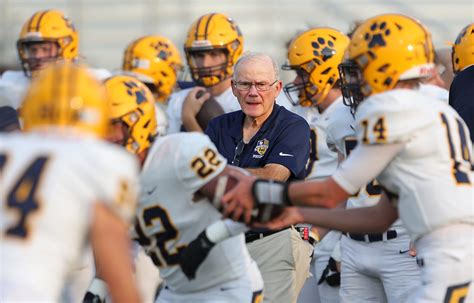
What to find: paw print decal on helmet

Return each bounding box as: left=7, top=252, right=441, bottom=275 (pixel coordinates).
left=365, top=21, right=391, bottom=48
left=124, top=81, right=147, bottom=104
left=312, top=37, right=336, bottom=62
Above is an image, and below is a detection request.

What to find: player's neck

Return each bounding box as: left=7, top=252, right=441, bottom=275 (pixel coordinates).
left=316, top=90, right=340, bottom=113
left=242, top=108, right=273, bottom=143
left=208, top=78, right=231, bottom=96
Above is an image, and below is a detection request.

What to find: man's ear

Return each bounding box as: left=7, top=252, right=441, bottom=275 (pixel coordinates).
left=275, top=80, right=283, bottom=95
left=230, top=80, right=238, bottom=97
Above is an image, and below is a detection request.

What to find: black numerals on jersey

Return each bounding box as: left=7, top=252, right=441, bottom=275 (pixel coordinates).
left=0, top=154, right=7, bottom=170
left=361, top=117, right=387, bottom=144
left=305, top=128, right=319, bottom=176
left=2, top=155, right=50, bottom=239
left=191, top=148, right=222, bottom=179
left=344, top=138, right=382, bottom=196
left=134, top=205, right=186, bottom=267
left=440, top=113, right=472, bottom=185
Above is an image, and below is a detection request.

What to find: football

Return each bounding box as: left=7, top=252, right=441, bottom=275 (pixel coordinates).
left=196, top=94, right=224, bottom=130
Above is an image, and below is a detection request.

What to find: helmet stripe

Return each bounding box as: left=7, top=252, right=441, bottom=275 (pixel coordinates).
left=204, top=13, right=217, bottom=40
left=194, top=15, right=205, bottom=40
left=27, top=12, right=41, bottom=32
left=34, top=10, right=51, bottom=32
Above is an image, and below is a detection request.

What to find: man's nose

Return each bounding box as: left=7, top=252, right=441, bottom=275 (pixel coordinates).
left=248, top=84, right=259, bottom=95
left=202, top=54, right=213, bottom=67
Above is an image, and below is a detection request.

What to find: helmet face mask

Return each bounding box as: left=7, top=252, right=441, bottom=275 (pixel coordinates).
left=338, top=60, right=365, bottom=112
left=282, top=28, right=350, bottom=107
left=184, top=13, right=243, bottom=87
left=123, top=35, right=183, bottom=103
left=283, top=68, right=318, bottom=107
left=104, top=76, right=157, bottom=155
left=187, top=48, right=230, bottom=87
left=17, top=10, right=78, bottom=77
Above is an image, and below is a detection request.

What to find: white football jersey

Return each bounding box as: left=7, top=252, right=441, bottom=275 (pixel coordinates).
left=325, top=100, right=406, bottom=231
left=166, top=87, right=241, bottom=134
left=0, top=132, right=139, bottom=301
left=133, top=133, right=254, bottom=293
left=155, top=102, right=169, bottom=136
left=0, top=69, right=111, bottom=110
left=355, top=89, right=473, bottom=240
left=293, top=98, right=340, bottom=179
left=418, top=84, right=449, bottom=103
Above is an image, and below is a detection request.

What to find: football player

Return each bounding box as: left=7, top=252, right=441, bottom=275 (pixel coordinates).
left=166, top=12, right=243, bottom=133
left=122, top=35, right=184, bottom=136
left=223, top=14, right=474, bottom=303
left=87, top=75, right=263, bottom=302
left=449, top=23, right=474, bottom=145
left=282, top=27, right=350, bottom=303
left=323, top=24, right=421, bottom=301
left=0, top=63, right=140, bottom=302
left=0, top=9, right=110, bottom=109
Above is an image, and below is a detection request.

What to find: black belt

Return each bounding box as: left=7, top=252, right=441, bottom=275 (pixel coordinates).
left=345, top=230, right=397, bottom=242
left=245, top=228, right=286, bottom=244
left=245, top=227, right=316, bottom=245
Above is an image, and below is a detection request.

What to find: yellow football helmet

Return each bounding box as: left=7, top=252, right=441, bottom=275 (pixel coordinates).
left=123, top=35, right=183, bottom=103
left=184, top=13, right=243, bottom=87
left=104, top=75, right=157, bottom=154
left=452, top=23, right=474, bottom=74
left=341, top=14, right=434, bottom=99
left=17, top=10, right=79, bottom=76
left=282, top=28, right=349, bottom=107
left=21, top=62, right=109, bottom=138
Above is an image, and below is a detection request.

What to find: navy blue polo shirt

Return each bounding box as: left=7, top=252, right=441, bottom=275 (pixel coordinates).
left=449, top=65, right=474, bottom=143
left=205, top=104, right=310, bottom=180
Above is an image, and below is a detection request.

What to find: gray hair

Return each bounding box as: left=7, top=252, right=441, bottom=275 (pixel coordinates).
left=233, top=51, right=280, bottom=81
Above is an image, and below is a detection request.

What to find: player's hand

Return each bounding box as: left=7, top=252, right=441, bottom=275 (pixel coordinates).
left=182, top=87, right=211, bottom=117
left=221, top=170, right=256, bottom=224
left=179, top=230, right=215, bottom=280
left=253, top=207, right=303, bottom=230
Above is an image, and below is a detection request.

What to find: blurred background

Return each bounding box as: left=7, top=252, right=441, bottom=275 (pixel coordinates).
left=0, top=0, right=472, bottom=81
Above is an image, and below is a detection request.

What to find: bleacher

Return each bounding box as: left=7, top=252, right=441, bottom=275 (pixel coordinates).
left=0, top=0, right=472, bottom=77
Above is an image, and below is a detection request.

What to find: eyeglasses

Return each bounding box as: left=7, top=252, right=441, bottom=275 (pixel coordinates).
left=233, top=80, right=278, bottom=91
left=231, top=140, right=245, bottom=166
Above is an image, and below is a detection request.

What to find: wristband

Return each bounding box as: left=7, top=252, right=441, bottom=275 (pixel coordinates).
left=252, top=179, right=292, bottom=206
left=205, top=220, right=231, bottom=243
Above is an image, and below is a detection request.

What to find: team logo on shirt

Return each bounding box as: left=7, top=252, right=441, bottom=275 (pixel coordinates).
left=254, top=139, right=269, bottom=158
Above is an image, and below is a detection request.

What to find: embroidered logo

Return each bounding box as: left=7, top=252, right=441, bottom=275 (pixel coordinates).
left=254, top=139, right=269, bottom=158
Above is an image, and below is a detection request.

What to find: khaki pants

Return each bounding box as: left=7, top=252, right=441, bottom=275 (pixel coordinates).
left=247, top=227, right=313, bottom=303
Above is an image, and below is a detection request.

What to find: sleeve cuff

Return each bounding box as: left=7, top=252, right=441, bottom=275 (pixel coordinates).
left=331, top=172, right=360, bottom=195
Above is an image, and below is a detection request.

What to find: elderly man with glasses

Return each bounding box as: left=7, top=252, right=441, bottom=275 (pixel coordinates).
left=204, top=51, right=312, bottom=303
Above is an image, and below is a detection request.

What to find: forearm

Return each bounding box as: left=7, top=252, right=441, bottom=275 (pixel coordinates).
left=298, top=198, right=397, bottom=234
left=246, top=165, right=290, bottom=181
left=92, top=204, right=140, bottom=303
left=288, top=178, right=349, bottom=208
